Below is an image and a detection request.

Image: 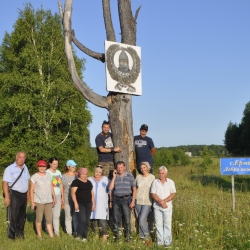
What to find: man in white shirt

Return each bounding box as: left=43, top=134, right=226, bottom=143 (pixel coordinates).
left=151, top=166, right=176, bottom=247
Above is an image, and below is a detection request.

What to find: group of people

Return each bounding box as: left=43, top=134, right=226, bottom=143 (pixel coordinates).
left=2, top=121, right=176, bottom=247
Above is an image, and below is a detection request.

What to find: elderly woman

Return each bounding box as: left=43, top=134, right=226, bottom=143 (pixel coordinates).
left=30, top=160, right=56, bottom=239
left=135, top=161, right=155, bottom=245
left=88, top=166, right=109, bottom=241
left=71, top=168, right=95, bottom=242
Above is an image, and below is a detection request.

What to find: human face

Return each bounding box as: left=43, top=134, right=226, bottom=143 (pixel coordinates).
left=94, top=169, right=102, bottom=178
left=68, top=166, right=76, bottom=173
left=102, top=124, right=111, bottom=135
left=158, top=169, right=167, bottom=180
left=80, top=173, right=88, bottom=180
left=16, top=152, right=26, bottom=167
left=38, top=166, right=47, bottom=173
left=117, top=163, right=126, bottom=175
left=49, top=160, right=59, bottom=171
left=140, top=164, right=149, bottom=175
left=140, top=129, right=147, bottom=138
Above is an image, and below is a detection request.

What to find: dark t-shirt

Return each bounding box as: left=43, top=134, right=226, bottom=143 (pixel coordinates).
left=95, top=132, right=114, bottom=162
left=134, top=135, right=155, bottom=168
left=71, top=179, right=93, bottom=203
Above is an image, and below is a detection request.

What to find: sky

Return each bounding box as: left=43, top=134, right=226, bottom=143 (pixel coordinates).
left=1, top=0, right=250, bottom=148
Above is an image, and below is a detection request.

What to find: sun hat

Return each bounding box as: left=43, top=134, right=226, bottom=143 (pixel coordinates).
left=66, top=159, right=77, bottom=167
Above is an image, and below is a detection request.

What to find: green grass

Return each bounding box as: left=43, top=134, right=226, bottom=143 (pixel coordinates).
left=1, top=158, right=250, bottom=249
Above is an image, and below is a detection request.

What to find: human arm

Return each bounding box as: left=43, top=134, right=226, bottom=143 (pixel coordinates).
left=71, top=187, right=79, bottom=211
left=2, top=181, right=10, bottom=207
left=29, top=180, right=36, bottom=210
left=108, top=170, right=117, bottom=191
left=151, top=147, right=156, bottom=156
left=60, top=181, right=65, bottom=205
left=98, top=146, right=122, bottom=153
left=129, top=186, right=136, bottom=209
left=51, top=184, right=57, bottom=206
left=91, top=189, right=95, bottom=211
left=151, top=193, right=168, bottom=209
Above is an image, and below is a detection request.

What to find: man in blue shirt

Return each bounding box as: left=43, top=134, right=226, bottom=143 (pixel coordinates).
left=2, top=151, right=30, bottom=240
left=109, top=161, right=136, bottom=242
left=95, top=120, right=122, bottom=177
left=134, top=124, right=156, bottom=174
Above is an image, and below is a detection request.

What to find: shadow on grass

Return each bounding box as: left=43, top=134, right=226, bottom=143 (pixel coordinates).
left=189, top=175, right=250, bottom=192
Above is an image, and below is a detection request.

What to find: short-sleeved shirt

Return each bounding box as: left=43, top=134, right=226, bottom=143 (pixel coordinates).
left=134, top=135, right=155, bottom=167
left=95, top=132, right=114, bottom=162
left=136, top=174, right=155, bottom=205
left=3, top=162, right=30, bottom=193
left=113, top=172, right=136, bottom=197
left=151, top=178, right=176, bottom=211
left=71, top=178, right=93, bottom=203
left=30, top=172, right=53, bottom=204
left=46, top=169, right=62, bottom=196
left=62, top=174, right=77, bottom=203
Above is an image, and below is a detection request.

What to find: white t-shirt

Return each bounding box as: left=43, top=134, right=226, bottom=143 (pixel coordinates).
left=151, top=178, right=176, bottom=211
left=30, top=172, right=53, bottom=204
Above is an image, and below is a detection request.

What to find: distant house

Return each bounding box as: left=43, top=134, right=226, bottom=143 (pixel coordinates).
left=185, top=152, right=192, bottom=157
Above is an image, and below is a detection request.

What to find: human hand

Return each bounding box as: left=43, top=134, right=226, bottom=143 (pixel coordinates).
left=4, top=197, right=10, bottom=207
left=114, top=147, right=122, bottom=153
left=129, top=200, right=135, bottom=210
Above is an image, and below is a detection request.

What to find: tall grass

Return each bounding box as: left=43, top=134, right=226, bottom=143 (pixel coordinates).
left=0, top=158, right=250, bottom=249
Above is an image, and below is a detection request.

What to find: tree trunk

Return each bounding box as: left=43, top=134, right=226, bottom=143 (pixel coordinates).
left=60, top=0, right=140, bottom=173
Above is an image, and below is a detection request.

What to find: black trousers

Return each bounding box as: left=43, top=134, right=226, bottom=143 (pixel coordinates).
left=7, top=190, right=27, bottom=239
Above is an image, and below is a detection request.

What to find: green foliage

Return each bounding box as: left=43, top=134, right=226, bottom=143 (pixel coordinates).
left=168, top=144, right=227, bottom=157
left=224, top=101, right=250, bottom=156
left=0, top=4, right=93, bottom=173
left=199, top=146, right=213, bottom=175
left=153, top=147, right=191, bottom=170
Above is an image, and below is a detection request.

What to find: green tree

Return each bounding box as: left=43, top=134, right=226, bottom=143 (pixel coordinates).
left=224, top=101, right=250, bottom=157
left=0, top=4, right=92, bottom=172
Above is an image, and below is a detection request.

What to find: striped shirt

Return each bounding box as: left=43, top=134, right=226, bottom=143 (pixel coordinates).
left=113, top=172, right=136, bottom=196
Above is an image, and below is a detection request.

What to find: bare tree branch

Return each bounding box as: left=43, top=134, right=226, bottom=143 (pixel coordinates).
left=118, top=0, right=136, bottom=45
left=134, top=5, right=141, bottom=22
left=102, top=0, right=116, bottom=41
left=58, top=2, right=63, bottom=22
left=62, top=0, right=109, bottom=109
left=72, top=35, right=105, bottom=63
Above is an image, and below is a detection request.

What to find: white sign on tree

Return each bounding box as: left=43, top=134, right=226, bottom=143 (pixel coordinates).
left=105, top=41, right=142, bottom=95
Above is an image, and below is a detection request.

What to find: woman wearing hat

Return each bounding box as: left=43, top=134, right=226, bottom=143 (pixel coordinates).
left=71, top=168, right=95, bottom=242
left=62, top=160, right=78, bottom=236
left=30, top=160, right=56, bottom=239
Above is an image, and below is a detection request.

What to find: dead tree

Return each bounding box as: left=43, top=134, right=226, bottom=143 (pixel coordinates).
left=59, top=0, right=141, bottom=173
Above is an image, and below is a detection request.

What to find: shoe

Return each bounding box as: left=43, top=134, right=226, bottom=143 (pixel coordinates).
left=82, top=238, right=87, bottom=242
left=145, top=239, right=151, bottom=246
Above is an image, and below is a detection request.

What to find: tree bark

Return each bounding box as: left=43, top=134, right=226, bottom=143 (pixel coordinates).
left=60, top=0, right=140, bottom=173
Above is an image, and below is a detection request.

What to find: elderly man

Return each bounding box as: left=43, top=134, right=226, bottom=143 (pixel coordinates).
left=2, top=151, right=30, bottom=240
left=109, top=161, right=136, bottom=242
left=95, top=120, right=122, bottom=177
left=151, top=166, right=176, bottom=247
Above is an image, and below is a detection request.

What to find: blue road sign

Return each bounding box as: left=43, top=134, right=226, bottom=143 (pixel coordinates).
left=220, top=158, right=250, bottom=175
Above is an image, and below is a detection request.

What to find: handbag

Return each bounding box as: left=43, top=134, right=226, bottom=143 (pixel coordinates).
left=3, top=167, right=25, bottom=198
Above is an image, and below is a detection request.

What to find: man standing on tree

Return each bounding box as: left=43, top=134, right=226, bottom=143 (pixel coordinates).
left=2, top=151, right=30, bottom=240
left=151, top=166, right=176, bottom=247
left=134, top=124, right=156, bottom=174
left=95, top=120, right=122, bottom=177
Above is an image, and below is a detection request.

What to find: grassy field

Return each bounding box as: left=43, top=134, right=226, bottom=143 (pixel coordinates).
left=0, top=158, right=250, bottom=250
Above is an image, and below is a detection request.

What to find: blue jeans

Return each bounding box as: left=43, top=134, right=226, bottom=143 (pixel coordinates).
left=135, top=204, right=151, bottom=239
left=154, top=207, right=173, bottom=246
left=76, top=203, right=92, bottom=239
left=113, top=196, right=131, bottom=239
